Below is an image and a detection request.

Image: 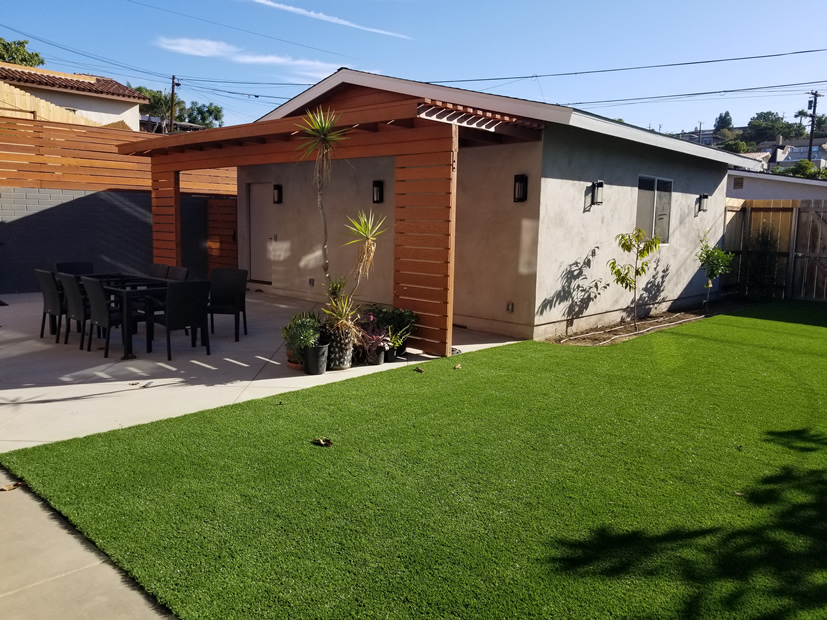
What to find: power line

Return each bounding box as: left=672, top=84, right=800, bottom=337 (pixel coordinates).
left=563, top=80, right=827, bottom=107
left=125, top=0, right=357, bottom=61
left=430, top=48, right=827, bottom=84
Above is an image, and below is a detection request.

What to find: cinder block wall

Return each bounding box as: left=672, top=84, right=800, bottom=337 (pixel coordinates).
left=0, top=187, right=208, bottom=294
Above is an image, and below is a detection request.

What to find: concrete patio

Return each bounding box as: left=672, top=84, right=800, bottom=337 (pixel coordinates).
left=0, top=289, right=518, bottom=619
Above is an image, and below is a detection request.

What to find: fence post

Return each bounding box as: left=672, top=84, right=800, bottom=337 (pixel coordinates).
left=785, top=207, right=799, bottom=300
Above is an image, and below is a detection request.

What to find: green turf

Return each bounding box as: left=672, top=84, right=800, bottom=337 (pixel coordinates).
left=2, top=301, right=827, bottom=619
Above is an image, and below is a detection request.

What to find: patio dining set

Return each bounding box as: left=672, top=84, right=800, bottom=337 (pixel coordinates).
left=34, top=262, right=248, bottom=361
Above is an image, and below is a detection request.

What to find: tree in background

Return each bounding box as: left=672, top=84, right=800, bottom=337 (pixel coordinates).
left=742, top=111, right=806, bottom=144
left=713, top=111, right=733, bottom=133
left=182, top=101, right=224, bottom=128
left=0, top=38, right=45, bottom=67
left=771, top=160, right=827, bottom=180
left=795, top=109, right=810, bottom=126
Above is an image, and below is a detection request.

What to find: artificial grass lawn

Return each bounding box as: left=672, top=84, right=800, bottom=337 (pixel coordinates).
left=3, top=302, right=827, bottom=619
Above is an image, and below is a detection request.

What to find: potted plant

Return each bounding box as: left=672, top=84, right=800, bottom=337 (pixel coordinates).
left=304, top=337, right=328, bottom=375
left=362, top=324, right=390, bottom=365
left=386, top=308, right=417, bottom=355
left=386, top=324, right=413, bottom=362
left=322, top=294, right=360, bottom=370
left=281, top=313, right=320, bottom=369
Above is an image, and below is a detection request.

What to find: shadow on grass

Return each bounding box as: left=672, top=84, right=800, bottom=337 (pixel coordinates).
left=547, top=432, right=827, bottom=618
left=727, top=301, right=827, bottom=330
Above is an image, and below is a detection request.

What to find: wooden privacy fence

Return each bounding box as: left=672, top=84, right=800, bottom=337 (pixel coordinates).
left=0, top=116, right=236, bottom=195
left=724, top=198, right=827, bottom=300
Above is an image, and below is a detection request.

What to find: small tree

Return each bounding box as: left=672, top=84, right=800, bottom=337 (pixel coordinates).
left=696, top=231, right=734, bottom=309
left=296, top=107, right=352, bottom=287
left=608, top=228, right=661, bottom=330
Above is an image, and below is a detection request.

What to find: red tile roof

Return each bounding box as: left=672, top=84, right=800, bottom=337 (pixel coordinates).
left=0, top=62, right=149, bottom=103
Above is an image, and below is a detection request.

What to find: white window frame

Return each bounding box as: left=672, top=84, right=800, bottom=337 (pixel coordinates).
left=636, top=175, right=673, bottom=244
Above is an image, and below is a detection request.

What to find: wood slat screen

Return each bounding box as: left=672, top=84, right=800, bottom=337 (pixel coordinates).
left=207, top=198, right=238, bottom=273
left=0, top=116, right=236, bottom=195
left=393, top=130, right=458, bottom=357
left=151, top=168, right=181, bottom=266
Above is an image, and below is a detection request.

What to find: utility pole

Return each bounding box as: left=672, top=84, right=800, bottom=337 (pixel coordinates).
left=697, top=121, right=703, bottom=144
left=169, top=75, right=180, bottom=134
left=807, top=91, right=822, bottom=161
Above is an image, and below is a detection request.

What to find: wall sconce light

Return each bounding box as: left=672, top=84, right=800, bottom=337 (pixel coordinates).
left=699, top=193, right=709, bottom=212
left=591, top=180, right=604, bottom=206
left=372, top=180, right=384, bottom=204
left=273, top=184, right=283, bottom=204
left=513, top=174, right=528, bottom=202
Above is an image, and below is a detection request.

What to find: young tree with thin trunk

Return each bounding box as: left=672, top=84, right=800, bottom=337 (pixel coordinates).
left=296, top=107, right=352, bottom=288
left=608, top=228, right=661, bottom=330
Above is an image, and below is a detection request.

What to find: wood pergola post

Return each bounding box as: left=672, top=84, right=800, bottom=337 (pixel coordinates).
left=150, top=167, right=181, bottom=266
left=393, top=124, right=458, bottom=357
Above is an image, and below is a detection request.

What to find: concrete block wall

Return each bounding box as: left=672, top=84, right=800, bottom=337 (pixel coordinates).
left=0, top=187, right=208, bottom=294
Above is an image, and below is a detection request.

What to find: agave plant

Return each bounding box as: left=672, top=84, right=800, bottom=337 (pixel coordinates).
left=296, top=107, right=352, bottom=287
left=344, top=210, right=386, bottom=291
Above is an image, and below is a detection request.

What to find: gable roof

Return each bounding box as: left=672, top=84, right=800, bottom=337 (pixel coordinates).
left=261, top=68, right=763, bottom=171
left=0, top=61, right=149, bottom=103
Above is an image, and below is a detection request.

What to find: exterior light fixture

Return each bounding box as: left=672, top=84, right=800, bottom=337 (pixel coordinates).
left=699, top=193, right=709, bottom=212
left=372, top=180, right=384, bottom=204
left=273, top=184, right=283, bottom=204
left=591, top=180, right=604, bottom=206
left=513, top=174, right=528, bottom=202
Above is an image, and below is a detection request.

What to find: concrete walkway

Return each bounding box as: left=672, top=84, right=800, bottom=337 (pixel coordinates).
left=0, top=290, right=518, bottom=618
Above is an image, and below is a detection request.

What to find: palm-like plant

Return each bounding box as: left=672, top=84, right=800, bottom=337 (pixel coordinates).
left=795, top=109, right=811, bottom=126
left=344, top=210, right=386, bottom=291
left=296, top=107, right=352, bottom=287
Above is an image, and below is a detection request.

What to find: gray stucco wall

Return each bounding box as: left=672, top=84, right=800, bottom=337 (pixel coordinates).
left=0, top=187, right=208, bottom=294
left=534, top=124, right=729, bottom=338
left=454, top=141, right=542, bottom=336
left=237, top=158, right=395, bottom=306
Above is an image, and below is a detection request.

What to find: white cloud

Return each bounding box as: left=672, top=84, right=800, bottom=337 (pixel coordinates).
left=249, top=0, right=411, bottom=39
left=156, top=37, right=240, bottom=57
left=233, top=54, right=342, bottom=80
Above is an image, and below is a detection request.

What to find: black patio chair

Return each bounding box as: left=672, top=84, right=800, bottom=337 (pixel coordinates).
left=34, top=269, right=66, bottom=343
left=208, top=268, right=248, bottom=342
left=150, top=280, right=211, bottom=361
left=57, top=272, right=91, bottom=349
left=149, top=263, right=169, bottom=279
left=81, top=276, right=147, bottom=358
left=167, top=266, right=189, bottom=281
left=55, top=261, right=94, bottom=275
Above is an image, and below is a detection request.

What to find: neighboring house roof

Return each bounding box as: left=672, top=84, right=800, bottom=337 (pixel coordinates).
left=727, top=169, right=827, bottom=187
left=740, top=152, right=772, bottom=162
left=0, top=61, right=149, bottom=103
left=260, top=68, right=763, bottom=171
left=756, top=137, right=827, bottom=149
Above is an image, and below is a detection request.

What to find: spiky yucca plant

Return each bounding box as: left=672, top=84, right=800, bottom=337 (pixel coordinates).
left=344, top=210, right=386, bottom=291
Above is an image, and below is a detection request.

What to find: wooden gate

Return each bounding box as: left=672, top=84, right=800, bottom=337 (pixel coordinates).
left=792, top=206, right=827, bottom=300
left=206, top=198, right=238, bottom=274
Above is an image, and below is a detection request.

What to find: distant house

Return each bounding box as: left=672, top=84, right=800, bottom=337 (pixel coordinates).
left=119, top=69, right=762, bottom=353
left=139, top=115, right=207, bottom=134
left=756, top=137, right=827, bottom=171
left=0, top=61, right=148, bottom=130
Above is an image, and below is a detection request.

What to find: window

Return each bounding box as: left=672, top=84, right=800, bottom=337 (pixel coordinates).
left=636, top=176, right=672, bottom=243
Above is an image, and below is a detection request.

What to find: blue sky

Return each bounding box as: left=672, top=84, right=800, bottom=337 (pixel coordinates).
left=2, top=0, right=824, bottom=132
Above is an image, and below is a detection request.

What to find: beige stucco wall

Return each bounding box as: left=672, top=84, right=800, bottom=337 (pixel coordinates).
left=237, top=157, right=395, bottom=307
left=534, top=124, right=729, bottom=339
left=453, top=141, right=542, bottom=338
left=727, top=171, right=827, bottom=201
left=21, top=87, right=141, bottom=130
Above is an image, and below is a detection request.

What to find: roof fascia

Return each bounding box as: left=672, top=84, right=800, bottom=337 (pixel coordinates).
left=727, top=169, right=827, bottom=187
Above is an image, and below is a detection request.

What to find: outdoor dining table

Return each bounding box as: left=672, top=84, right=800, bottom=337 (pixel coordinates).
left=85, top=273, right=168, bottom=360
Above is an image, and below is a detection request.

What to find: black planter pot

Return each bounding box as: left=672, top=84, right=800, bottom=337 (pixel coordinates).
left=304, top=344, right=328, bottom=375
left=385, top=347, right=396, bottom=363
left=366, top=348, right=385, bottom=366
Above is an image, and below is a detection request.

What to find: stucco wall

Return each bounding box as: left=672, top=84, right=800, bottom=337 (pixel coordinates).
left=237, top=158, right=395, bottom=306
left=22, top=87, right=141, bottom=130
left=727, top=171, right=827, bottom=201
left=534, top=124, right=729, bottom=338
left=453, top=141, right=542, bottom=338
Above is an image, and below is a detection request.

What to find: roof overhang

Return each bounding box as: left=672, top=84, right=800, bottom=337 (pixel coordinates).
left=728, top=169, right=827, bottom=187
left=261, top=69, right=763, bottom=171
